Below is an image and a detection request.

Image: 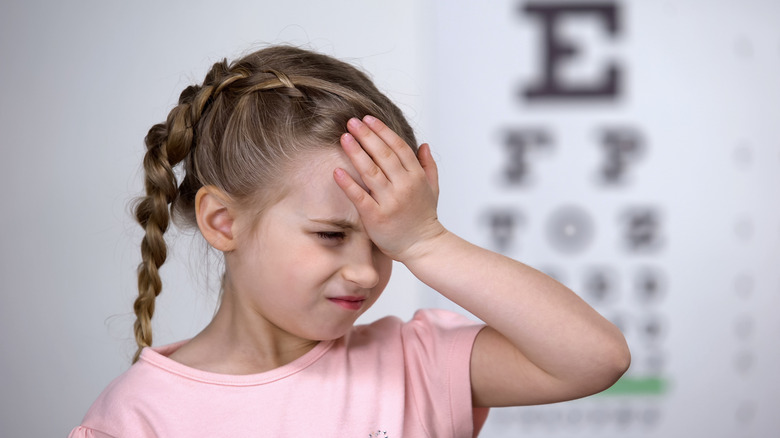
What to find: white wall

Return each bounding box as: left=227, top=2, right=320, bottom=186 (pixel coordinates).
left=0, top=1, right=428, bottom=436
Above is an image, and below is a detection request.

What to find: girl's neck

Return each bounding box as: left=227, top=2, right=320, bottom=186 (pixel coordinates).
left=167, top=293, right=320, bottom=375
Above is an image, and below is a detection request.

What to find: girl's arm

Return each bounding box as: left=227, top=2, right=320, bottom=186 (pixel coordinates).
left=335, top=116, right=630, bottom=407
left=398, top=231, right=630, bottom=406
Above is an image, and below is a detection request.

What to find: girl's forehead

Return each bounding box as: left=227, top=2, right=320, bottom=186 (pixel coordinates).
left=288, top=148, right=366, bottom=192
left=287, top=150, right=369, bottom=223
left=275, top=148, right=363, bottom=210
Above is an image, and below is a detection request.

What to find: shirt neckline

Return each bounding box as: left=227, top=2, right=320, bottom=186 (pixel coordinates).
left=139, top=338, right=336, bottom=387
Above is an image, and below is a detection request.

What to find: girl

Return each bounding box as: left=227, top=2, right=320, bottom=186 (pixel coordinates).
left=70, top=45, right=630, bottom=437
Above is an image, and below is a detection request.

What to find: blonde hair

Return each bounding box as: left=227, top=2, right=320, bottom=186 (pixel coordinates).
left=132, top=45, right=416, bottom=362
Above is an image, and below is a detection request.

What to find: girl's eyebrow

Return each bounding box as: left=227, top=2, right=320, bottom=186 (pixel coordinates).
left=308, top=218, right=359, bottom=231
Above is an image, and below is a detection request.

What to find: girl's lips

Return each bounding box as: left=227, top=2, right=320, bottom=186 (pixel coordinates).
left=328, top=296, right=366, bottom=311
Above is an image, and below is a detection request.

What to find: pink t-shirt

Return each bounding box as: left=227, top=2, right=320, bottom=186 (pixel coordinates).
left=70, top=309, right=488, bottom=437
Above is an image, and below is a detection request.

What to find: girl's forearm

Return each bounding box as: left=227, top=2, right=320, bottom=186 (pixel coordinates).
left=402, top=228, right=631, bottom=386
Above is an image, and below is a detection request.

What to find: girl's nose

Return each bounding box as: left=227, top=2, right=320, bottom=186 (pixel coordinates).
left=341, top=246, right=380, bottom=288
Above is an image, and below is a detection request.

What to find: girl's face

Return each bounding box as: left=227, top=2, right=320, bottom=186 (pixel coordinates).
left=223, top=148, right=392, bottom=343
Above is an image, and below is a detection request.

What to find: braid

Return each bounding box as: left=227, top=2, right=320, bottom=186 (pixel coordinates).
left=132, top=121, right=178, bottom=363
left=131, top=62, right=229, bottom=363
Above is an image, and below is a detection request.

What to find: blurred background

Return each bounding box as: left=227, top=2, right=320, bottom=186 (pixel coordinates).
left=1, top=1, right=778, bottom=437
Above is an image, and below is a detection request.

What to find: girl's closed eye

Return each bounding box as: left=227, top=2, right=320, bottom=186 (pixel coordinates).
left=316, top=231, right=347, bottom=242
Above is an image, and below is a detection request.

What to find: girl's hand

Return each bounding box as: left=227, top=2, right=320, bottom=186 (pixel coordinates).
left=333, top=116, right=446, bottom=264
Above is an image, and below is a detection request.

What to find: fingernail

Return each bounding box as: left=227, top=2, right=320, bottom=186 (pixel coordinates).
left=363, top=115, right=377, bottom=124
left=348, top=117, right=361, bottom=129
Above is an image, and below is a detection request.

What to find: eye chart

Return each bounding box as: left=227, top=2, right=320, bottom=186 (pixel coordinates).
left=425, top=1, right=780, bottom=437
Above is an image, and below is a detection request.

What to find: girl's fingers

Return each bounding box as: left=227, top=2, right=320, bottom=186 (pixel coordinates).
left=340, top=132, right=391, bottom=193
left=362, top=116, right=421, bottom=171
left=333, top=167, right=377, bottom=213
left=346, top=117, right=410, bottom=179
left=417, top=143, right=439, bottom=198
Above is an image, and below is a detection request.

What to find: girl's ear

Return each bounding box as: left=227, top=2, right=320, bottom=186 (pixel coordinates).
left=195, top=186, right=237, bottom=252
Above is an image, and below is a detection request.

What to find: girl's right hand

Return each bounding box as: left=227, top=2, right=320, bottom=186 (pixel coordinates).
left=333, top=116, right=447, bottom=265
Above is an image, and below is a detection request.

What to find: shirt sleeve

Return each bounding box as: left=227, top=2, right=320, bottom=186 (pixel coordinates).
left=401, top=309, right=489, bottom=438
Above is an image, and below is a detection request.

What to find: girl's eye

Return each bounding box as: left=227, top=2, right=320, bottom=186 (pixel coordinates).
left=316, top=231, right=346, bottom=241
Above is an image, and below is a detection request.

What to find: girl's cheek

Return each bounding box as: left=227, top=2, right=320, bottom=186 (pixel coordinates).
left=376, top=257, right=393, bottom=291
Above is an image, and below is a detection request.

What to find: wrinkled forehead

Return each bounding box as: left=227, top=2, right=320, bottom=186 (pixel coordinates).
left=289, top=147, right=368, bottom=193
left=281, top=148, right=368, bottom=214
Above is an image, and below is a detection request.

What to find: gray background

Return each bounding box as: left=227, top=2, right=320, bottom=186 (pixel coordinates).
left=0, top=1, right=426, bottom=436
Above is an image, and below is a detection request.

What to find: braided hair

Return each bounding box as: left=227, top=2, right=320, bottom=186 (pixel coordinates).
left=132, top=46, right=417, bottom=362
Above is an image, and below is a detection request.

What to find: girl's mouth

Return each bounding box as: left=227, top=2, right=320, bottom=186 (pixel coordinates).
left=327, top=296, right=366, bottom=311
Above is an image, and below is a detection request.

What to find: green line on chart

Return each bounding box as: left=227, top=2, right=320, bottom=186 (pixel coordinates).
left=599, top=376, right=668, bottom=396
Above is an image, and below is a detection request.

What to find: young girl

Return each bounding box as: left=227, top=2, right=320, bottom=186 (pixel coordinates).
left=70, top=45, right=630, bottom=437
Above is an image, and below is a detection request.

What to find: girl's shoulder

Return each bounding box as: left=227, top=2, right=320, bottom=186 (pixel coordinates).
left=69, top=349, right=172, bottom=437
left=357, top=307, right=479, bottom=326
left=358, top=308, right=483, bottom=336
left=347, top=308, right=485, bottom=358
left=347, top=309, right=489, bottom=435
